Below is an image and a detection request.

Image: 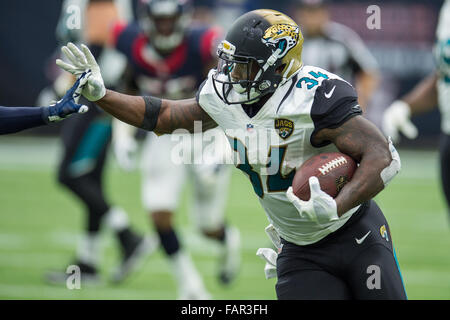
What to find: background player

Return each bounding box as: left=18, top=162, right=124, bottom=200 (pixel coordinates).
left=292, top=0, right=379, bottom=111
left=56, top=8, right=407, bottom=299
left=383, top=0, right=450, bottom=222
left=105, top=0, right=241, bottom=299
left=44, top=0, right=153, bottom=286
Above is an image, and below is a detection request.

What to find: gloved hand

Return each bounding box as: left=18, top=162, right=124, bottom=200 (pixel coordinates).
left=56, top=42, right=106, bottom=101
left=382, top=100, right=418, bottom=143
left=286, top=176, right=339, bottom=225
left=43, top=71, right=89, bottom=123
left=256, top=224, right=282, bottom=279
left=256, top=248, right=278, bottom=279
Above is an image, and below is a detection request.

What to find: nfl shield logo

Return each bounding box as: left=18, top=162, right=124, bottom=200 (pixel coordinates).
left=274, top=118, right=294, bottom=139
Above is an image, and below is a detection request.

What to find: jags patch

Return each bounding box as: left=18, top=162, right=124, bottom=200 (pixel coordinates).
left=275, top=118, right=294, bottom=139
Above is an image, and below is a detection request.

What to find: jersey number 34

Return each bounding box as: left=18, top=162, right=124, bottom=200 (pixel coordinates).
left=229, top=138, right=295, bottom=198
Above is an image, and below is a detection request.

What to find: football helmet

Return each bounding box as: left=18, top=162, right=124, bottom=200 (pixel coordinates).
left=138, top=0, right=193, bottom=53
left=213, top=9, right=304, bottom=104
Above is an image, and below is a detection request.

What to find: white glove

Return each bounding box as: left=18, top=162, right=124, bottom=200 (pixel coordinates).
left=286, top=176, right=339, bottom=225
left=112, top=119, right=138, bottom=171
left=256, top=224, right=282, bottom=279
left=382, top=100, right=418, bottom=143
left=56, top=42, right=106, bottom=101
left=256, top=248, right=278, bottom=279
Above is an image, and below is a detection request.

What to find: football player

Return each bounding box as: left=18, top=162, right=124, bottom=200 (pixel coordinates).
left=383, top=0, right=450, bottom=219
left=0, top=73, right=88, bottom=135
left=104, top=0, right=240, bottom=299
left=56, top=9, right=407, bottom=299
left=45, top=0, right=153, bottom=286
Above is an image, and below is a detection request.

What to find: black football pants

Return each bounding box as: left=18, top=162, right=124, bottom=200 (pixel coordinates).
left=58, top=102, right=112, bottom=232
left=275, top=200, right=407, bottom=300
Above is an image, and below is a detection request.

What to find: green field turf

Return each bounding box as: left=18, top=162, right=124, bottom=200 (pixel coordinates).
left=0, top=136, right=449, bottom=300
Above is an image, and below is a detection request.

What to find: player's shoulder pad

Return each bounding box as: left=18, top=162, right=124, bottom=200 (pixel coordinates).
left=310, top=77, right=359, bottom=119
left=308, top=74, right=362, bottom=147
left=114, top=22, right=142, bottom=54
left=119, top=22, right=141, bottom=37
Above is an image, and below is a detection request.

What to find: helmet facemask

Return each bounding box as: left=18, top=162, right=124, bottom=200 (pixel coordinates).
left=213, top=41, right=281, bottom=105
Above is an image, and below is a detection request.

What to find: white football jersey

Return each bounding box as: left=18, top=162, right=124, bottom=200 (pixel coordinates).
left=197, top=65, right=362, bottom=245
left=436, top=0, right=450, bottom=134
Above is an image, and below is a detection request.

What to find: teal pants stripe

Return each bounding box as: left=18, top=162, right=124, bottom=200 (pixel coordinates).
left=68, top=119, right=111, bottom=176
left=393, top=247, right=408, bottom=299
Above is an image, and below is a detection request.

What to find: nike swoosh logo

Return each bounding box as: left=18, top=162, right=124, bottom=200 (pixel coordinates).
left=355, top=230, right=371, bottom=244
left=351, top=104, right=361, bottom=112
left=324, top=85, right=336, bottom=98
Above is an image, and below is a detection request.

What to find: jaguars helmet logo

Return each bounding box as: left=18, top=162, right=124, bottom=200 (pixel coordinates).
left=262, top=24, right=300, bottom=58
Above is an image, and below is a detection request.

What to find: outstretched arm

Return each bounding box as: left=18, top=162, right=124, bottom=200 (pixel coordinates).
left=56, top=43, right=217, bottom=134
left=0, top=74, right=89, bottom=135
left=313, top=115, right=399, bottom=216
left=96, top=89, right=217, bottom=134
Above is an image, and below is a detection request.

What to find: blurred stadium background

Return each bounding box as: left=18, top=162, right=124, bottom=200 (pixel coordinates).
left=0, top=0, right=449, bottom=299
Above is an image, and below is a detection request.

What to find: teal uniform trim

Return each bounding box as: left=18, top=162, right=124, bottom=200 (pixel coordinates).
left=68, top=118, right=112, bottom=177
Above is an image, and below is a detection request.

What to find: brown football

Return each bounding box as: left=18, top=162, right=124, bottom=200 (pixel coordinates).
left=292, top=152, right=357, bottom=201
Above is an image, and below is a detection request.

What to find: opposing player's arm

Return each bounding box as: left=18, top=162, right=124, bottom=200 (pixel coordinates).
left=96, top=89, right=218, bottom=134
left=0, top=74, right=89, bottom=135
left=313, top=115, right=394, bottom=216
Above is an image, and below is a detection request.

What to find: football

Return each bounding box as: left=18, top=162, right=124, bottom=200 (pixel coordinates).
left=292, top=152, right=357, bottom=201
